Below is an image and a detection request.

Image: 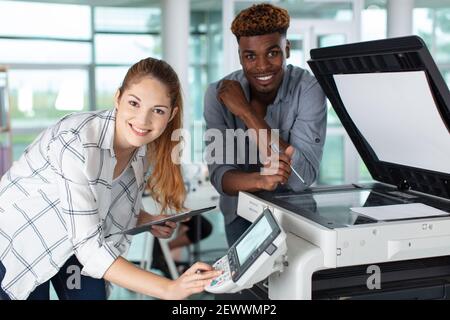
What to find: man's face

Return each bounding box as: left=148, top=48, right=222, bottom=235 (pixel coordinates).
left=238, top=32, right=290, bottom=95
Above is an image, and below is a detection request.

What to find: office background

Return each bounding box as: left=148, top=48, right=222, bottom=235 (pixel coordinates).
left=0, top=0, right=449, bottom=299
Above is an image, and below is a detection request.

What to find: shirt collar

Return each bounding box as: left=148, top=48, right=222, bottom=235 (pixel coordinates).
left=100, top=108, right=147, bottom=160
left=273, top=64, right=292, bottom=105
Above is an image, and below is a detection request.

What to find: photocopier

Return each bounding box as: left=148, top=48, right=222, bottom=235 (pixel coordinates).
left=236, top=36, right=450, bottom=299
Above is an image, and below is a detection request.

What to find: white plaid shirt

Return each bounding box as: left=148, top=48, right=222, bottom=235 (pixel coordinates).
left=0, top=108, right=148, bottom=299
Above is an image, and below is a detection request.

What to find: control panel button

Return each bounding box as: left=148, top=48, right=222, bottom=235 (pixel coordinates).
left=265, top=243, right=277, bottom=256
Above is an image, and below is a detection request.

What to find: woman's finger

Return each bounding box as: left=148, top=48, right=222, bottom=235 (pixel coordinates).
left=184, top=270, right=221, bottom=282
left=150, top=227, right=172, bottom=238
left=195, top=279, right=214, bottom=289
left=183, top=279, right=214, bottom=290
left=184, top=262, right=214, bottom=275
left=152, top=225, right=173, bottom=234
left=164, top=221, right=177, bottom=229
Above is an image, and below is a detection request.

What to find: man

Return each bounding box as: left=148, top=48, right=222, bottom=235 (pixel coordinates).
left=204, top=3, right=327, bottom=246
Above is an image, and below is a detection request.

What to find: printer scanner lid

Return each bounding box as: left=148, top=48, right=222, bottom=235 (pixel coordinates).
left=308, top=36, right=450, bottom=200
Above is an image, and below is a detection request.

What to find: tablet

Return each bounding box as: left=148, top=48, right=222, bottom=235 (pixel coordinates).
left=105, top=205, right=216, bottom=238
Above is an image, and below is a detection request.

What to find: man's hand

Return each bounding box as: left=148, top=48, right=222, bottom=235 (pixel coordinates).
left=262, top=144, right=295, bottom=175
left=257, top=174, right=287, bottom=191
left=262, top=148, right=291, bottom=175
left=258, top=145, right=296, bottom=191
left=217, top=80, right=251, bottom=118
left=148, top=214, right=177, bottom=239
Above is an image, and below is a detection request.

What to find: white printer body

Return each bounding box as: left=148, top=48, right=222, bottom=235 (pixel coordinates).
left=237, top=36, right=450, bottom=299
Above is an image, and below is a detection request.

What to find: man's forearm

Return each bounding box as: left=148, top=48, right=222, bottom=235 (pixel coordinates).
left=222, top=170, right=262, bottom=196
left=240, top=111, right=289, bottom=151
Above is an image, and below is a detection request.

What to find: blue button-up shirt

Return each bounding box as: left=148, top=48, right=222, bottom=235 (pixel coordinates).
left=204, top=65, right=327, bottom=225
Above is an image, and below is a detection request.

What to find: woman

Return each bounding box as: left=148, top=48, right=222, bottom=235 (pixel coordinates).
left=0, top=57, right=220, bottom=300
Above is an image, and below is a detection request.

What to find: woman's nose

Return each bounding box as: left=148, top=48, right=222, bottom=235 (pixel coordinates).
left=138, top=109, right=153, bottom=125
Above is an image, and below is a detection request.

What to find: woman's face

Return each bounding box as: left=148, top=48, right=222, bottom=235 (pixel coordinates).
left=114, top=77, right=178, bottom=151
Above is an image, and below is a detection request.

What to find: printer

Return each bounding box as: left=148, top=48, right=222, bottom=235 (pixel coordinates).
left=237, top=36, right=450, bottom=299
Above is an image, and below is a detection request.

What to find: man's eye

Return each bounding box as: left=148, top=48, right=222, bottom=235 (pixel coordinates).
left=268, top=51, right=279, bottom=58
left=245, top=54, right=255, bottom=60
left=129, top=100, right=139, bottom=107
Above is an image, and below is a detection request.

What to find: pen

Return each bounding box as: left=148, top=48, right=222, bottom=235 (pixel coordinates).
left=270, top=143, right=305, bottom=184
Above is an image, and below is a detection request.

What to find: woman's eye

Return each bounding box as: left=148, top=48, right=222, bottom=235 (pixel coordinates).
left=153, top=109, right=165, bottom=115
left=129, top=100, right=139, bottom=107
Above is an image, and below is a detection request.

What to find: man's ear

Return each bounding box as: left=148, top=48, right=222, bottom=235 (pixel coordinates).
left=285, top=39, right=291, bottom=59
left=169, top=107, right=179, bottom=122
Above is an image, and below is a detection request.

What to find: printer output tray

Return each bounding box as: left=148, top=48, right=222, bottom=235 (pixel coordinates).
left=243, top=255, right=450, bottom=300
left=312, top=255, right=450, bottom=300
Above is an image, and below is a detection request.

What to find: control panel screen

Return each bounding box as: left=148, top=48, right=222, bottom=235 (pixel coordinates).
left=236, top=215, right=273, bottom=266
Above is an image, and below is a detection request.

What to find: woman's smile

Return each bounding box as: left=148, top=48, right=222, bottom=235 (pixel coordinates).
left=128, top=123, right=151, bottom=137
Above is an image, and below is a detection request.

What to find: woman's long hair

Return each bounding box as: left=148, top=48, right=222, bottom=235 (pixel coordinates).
left=118, top=57, right=186, bottom=213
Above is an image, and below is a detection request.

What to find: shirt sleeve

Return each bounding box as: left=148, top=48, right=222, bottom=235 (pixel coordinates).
left=287, top=79, right=327, bottom=192
left=203, top=83, right=241, bottom=196
left=47, top=131, right=120, bottom=278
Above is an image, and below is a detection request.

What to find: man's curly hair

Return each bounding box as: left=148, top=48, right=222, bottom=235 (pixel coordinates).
left=231, top=3, right=290, bottom=40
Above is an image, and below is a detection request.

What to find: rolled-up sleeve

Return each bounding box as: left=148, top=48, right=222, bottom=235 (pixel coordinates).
left=288, top=79, right=327, bottom=192
left=47, top=131, right=120, bottom=278
left=203, top=84, right=241, bottom=196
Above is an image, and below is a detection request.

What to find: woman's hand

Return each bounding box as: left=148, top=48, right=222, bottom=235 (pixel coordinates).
left=148, top=214, right=177, bottom=239
left=165, top=262, right=222, bottom=300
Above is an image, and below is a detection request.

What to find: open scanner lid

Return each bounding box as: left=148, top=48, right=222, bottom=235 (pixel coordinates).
left=308, top=36, right=450, bottom=200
